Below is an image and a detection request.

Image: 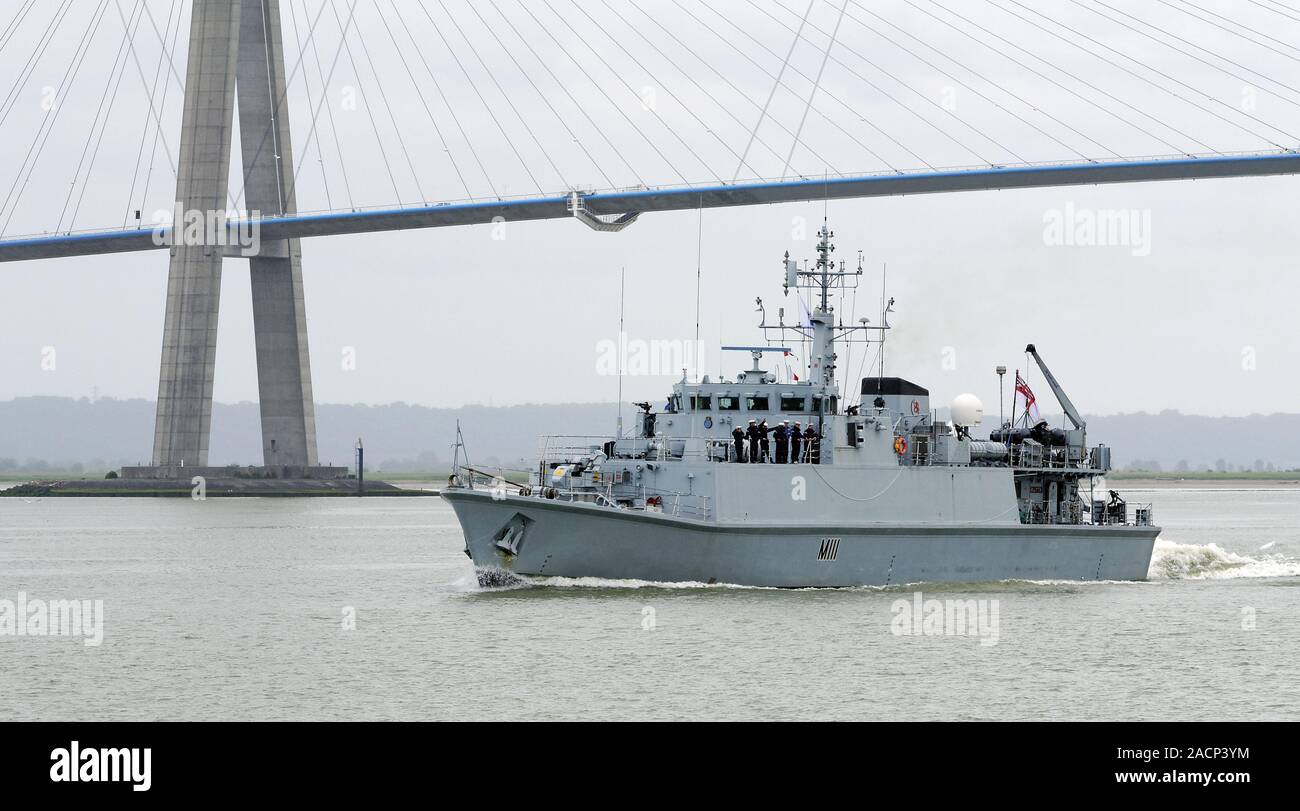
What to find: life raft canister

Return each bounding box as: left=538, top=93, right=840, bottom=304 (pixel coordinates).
left=894, top=436, right=908, bottom=456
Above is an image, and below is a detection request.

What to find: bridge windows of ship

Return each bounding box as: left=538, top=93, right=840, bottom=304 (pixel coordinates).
left=717, top=396, right=740, bottom=411
left=780, top=395, right=805, bottom=412
left=690, top=395, right=711, bottom=411
left=745, top=396, right=770, bottom=411
left=809, top=396, right=838, bottom=415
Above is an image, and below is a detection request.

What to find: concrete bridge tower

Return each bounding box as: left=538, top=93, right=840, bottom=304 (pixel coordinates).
left=148, top=0, right=326, bottom=477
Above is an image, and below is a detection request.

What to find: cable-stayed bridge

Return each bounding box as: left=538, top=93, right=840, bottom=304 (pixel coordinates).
left=0, top=0, right=1296, bottom=474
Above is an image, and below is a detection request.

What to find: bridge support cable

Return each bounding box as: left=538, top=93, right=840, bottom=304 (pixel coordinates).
left=1249, top=0, right=1300, bottom=24
left=733, top=0, right=815, bottom=182
left=0, top=0, right=74, bottom=131
left=814, top=0, right=1115, bottom=160
left=128, top=0, right=186, bottom=227
left=284, top=0, right=335, bottom=210
left=703, top=0, right=942, bottom=170
left=1083, top=0, right=1300, bottom=107
left=489, top=0, right=641, bottom=188
left=237, top=0, right=366, bottom=214
left=597, top=0, right=798, bottom=181
left=757, top=0, right=1012, bottom=166
left=122, top=0, right=179, bottom=228
left=320, top=0, right=405, bottom=206
left=372, top=0, right=475, bottom=200
left=0, top=0, right=38, bottom=60
left=119, top=0, right=241, bottom=217
left=467, top=1, right=612, bottom=190
left=295, top=0, right=354, bottom=210
left=396, top=3, right=500, bottom=200
left=347, top=5, right=429, bottom=204
left=913, top=0, right=1213, bottom=155
left=0, top=0, right=112, bottom=238
left=518, top=0, right=692, bottom=185
left=1163, top=0, right=1300, bottom=60
left=438, top=1, right=571, bottom=192
left=546, top=0, right=722, bottom=184
left=626, top=0, right=841, bottom=177
left=677, top=0, right=906, bottom=172
left=470, top=2, right=616, bottom=191
left=990, top=0, right=1300, bottom=147
left=781, top=0, right=850, bottom=177
left=61, top=0, right=148, bottom=233
left=419, top=0, right=545, bottom=196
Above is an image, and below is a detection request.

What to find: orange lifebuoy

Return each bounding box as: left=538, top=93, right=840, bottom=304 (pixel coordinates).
left=894, top=436, right=908, bottom=456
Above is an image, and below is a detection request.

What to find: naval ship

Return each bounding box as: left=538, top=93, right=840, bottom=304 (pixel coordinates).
left=443, top=224, right=1159, bottom=587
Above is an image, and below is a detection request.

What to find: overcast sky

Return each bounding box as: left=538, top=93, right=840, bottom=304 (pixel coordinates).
left=1, top=0, right=1297, bottom=418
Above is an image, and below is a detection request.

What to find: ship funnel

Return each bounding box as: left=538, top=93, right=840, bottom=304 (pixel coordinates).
left=950, top=393, right=984, bottom=427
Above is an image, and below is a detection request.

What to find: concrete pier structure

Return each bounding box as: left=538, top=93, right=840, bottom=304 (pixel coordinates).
left=236, top=0, right=319, bottom=469
left=150, top=0, right=318, bottom=471
left=151, top=0, right=240, bottom=468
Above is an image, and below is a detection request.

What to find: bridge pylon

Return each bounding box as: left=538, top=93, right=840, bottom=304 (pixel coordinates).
left=142, top=0, right=334, bottom=480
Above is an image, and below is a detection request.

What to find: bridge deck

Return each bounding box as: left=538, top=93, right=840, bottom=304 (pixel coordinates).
left=1, top=150, right=1296, bottom=263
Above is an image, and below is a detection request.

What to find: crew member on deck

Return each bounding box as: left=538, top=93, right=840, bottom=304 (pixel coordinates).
left=774, top=421, right=789, bottom=464
left=789, top=422, right=802, bottom=464
left=746, top=419, right=760, bottom=463
left=804, top=424, right=819, bottom=464
left=732, top=425, right=746, bottom=463
left=758, top=419, right=771, bottom=463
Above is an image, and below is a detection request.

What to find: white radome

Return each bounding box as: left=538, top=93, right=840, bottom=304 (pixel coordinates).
left=950, top=393, right=984, bottom=427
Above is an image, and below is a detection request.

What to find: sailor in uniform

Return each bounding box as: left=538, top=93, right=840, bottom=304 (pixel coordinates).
left=804, top=424, right=819, bottom=464
left=746, top=419, right=760, bottom=463
left=774, top=420, right=789, bottom=463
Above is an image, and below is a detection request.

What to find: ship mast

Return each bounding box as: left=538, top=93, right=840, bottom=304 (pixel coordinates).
left=767, top=218, right=878, bottom=401
left=804, top=219, right=843, bottom=391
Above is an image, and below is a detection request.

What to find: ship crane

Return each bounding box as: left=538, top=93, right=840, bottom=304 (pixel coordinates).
left=1025, top=344, right=1086, bottom=432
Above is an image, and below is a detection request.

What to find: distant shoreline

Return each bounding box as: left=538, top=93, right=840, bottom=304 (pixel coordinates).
left=1107, top=477, right=1300, bottom=490
left=1108, top=471, right=1300, bottom=483
left=0, top=477, right=434, bottom=497
left=5, top=470, right=1297, bottom=485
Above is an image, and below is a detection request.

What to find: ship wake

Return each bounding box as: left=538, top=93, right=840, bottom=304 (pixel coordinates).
left=1147, top=539, right=1300, bottom=580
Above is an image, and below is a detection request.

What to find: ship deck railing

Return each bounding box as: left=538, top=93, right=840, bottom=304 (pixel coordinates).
left=905, top=440, right=1102, bottom=473
left=537, top=434, right=748, bottom=465
left=537, top=431, right=839, bottom=466
left=1089, top=501, right=1155, bottom=527
left=1021, top=501, right=1154, bottom=527
left=552, top=481, right=712, bottom=520
left=1008, top=442, right=1095, bottom=471
left=536, top=435, right=614, bottom=464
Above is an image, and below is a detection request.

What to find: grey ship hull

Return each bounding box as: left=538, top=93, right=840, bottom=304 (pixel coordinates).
left=443, top=489, right=1160, bottom=588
